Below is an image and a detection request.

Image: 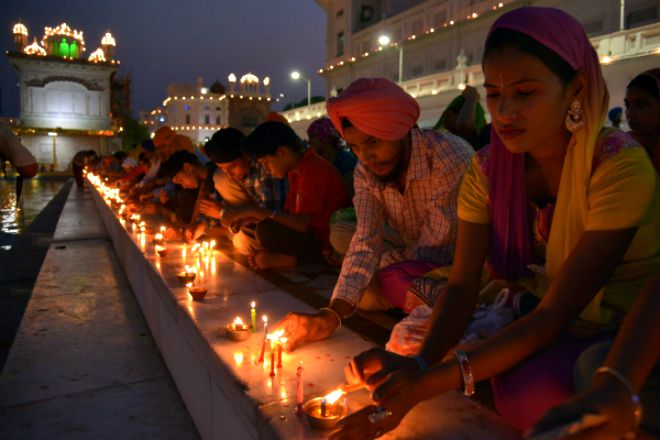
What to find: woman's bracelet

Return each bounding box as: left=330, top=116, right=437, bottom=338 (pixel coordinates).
left=594, top=366, right=643, bottom=431
left=453, top=350, right=475, bottom=397
left=319, top=307, right=341, bottom=332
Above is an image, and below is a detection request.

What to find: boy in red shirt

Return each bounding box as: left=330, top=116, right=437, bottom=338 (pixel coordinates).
left=224, top=121, right=350, bottom=269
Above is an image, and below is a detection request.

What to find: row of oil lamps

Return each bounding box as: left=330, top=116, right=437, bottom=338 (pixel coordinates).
left=87, top=171, right=356, bottom=430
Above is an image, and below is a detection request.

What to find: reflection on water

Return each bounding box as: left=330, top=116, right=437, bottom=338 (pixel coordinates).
left=0, top=178, right=66, bottom=250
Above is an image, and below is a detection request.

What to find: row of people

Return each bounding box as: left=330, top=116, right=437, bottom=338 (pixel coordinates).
left=88, top=7, right=659, bottom=437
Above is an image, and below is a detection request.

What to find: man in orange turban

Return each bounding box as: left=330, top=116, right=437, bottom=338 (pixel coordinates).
left=276, top=78, right=474, bottom=350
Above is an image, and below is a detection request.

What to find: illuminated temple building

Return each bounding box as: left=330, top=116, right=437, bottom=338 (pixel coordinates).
left=6, top=21, right=124, bottom=171
left=141, top=73, right=273, bottom=143
left=281, top=0, right=660, bottom=135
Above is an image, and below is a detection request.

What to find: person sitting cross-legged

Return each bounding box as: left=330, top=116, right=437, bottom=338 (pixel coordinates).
left=222, top=121, right=351, bottom=270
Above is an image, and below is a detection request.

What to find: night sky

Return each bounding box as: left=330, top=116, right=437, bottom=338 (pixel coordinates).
left=1, top=0, right=327, bottom=118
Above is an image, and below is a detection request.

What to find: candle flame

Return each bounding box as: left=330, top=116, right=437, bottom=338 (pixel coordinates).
left=209, top=240, right=216, bottom=249
left=160, top=225, right=166, bottom=233
left=263, top=315, right=268, bottom=322
left=233, top=352, right=244, bottom=366
left=154, top=233, right=163, bottom=240
left=323, top=389, right=345, bottom=405
left=251, top=301, right=256, bottom=308
left=267, top=329, right=285, bottom=340
left=233, top=316, right=244, bottom=326
left=185, top=282, right=193, bottom=288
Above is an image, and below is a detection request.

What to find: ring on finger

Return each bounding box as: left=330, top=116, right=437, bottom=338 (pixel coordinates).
left=368, top=406, right=393, bottom=424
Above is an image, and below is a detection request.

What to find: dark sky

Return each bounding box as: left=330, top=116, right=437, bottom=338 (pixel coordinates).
left=1, top=0, right=327, bottom=118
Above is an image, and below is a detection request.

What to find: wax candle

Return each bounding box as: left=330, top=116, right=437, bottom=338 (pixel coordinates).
left=258, top=316, right=268, bottom=363
left=250, top=301, right=257, bottom=333
left=277, top=340, right=283, bottom=368
left=269, top=348, right=276, bottom=377
left=296, top=362, right=304, bottom=414
left=321, top=398, right=327, bottom=418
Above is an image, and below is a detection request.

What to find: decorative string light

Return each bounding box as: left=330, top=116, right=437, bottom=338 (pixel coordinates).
left=88, top=48, right=106, bottom=63
left=23, top=37, right=46, bottom=56
left=13, top=22, right=28, bottom=36
left=101, top=32, right=116, bottom=46
left=318, top=1, right=507, bottom=74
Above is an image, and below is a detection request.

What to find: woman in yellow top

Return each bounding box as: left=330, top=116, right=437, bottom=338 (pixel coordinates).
left=331, top=7, right=660, bottom=440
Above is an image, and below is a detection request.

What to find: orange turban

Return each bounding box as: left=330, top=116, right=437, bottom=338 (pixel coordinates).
left=266, top=111, right=290, bottom=126
left=326, top=78, right=420, bottom=141
left=169, top=134, right=194, bottom=152
left=153, top=126, right=176, bottom=149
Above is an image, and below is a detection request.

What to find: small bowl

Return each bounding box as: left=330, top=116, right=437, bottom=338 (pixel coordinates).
left=225, top=323, right=253, bottom=341
left=177, top=272, right=196, bottom=285
left=188, top=286, right=207, bottom=301
left=156, top=248, right=169, bottom=257
left=303, top=397, right=347, bottom=430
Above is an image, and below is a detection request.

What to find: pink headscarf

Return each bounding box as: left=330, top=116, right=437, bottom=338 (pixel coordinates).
left=485, top=7, right=608, bottom=282
left=326, top=78, right=420, bottom=141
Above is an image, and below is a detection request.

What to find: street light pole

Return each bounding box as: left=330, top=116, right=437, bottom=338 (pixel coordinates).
left=290, top=71, right=311, bottom=109
left=378, top=35, right=403, bottom=83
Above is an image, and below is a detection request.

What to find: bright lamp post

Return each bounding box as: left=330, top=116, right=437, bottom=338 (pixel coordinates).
left=290, top=71, right=311, bottom=107
left=378, top=34, right=404, bottom=83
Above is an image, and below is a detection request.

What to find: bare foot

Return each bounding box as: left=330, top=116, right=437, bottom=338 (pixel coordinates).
left=249, top=251, right=297, bottom=270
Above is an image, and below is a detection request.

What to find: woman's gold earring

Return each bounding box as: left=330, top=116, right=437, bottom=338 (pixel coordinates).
left=565, top=99, right=584, bottom=133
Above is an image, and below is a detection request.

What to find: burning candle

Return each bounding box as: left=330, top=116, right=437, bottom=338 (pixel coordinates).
left=153, top=233, right=164, bottom=244
left=296, top=362, right=304, bottom=415
left=250, top=302, right=257, bottom=333
left=160, top=225, right=166, bottom=234
left=277, top=338, right=286, bottom=368
left=269, top=348, right=276, bottom=377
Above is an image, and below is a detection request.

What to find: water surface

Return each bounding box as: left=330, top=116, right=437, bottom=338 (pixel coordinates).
left=0, top=178, right=67, bottom=252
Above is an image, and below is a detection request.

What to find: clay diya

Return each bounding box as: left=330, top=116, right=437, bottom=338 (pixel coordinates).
left=225, top=317, right=252, bottom=341
left=188, top=285, right=207, bottom=300
left=177, top=266, right=197, bottom=285
left=155, top=245, right=169, bottom=257
left=303, top=390, right=347, bottom=430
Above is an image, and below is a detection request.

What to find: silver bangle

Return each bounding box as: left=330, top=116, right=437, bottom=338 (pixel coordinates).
left=595, top=366, right=642, bottom=431
left=319, top=307, right=341, bottom=332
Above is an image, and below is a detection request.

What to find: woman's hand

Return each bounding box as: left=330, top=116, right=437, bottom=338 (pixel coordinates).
left=529, top=377, right=639, bottom=440
left=275, top=310, right=339, bottom=351
left=345, top=347, right=419, bottom=389
left=330, top=370, right=425, bottom=440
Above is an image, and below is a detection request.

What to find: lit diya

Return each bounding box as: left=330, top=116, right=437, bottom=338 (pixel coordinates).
left=177, top=265, right=197, bottom=285
left=303, top=389, right=347, bottom=430
left=155, top=245, right=169, bottom=257
left=152, top=233, right=165, bottom=245
left=225, top=316, right=252, bottom=341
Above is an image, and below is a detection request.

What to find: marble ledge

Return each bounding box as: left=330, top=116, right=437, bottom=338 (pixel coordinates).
left=89, top=187, right=519, bottom=440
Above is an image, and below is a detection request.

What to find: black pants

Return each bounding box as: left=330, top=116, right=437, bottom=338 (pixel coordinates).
left=255, top=219, right=324, bottom=263
left=73, top=164, right=85, bottom=188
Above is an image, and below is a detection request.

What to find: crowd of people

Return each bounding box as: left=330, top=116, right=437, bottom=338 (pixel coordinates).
left=78, top=6, right=660, bottom=440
